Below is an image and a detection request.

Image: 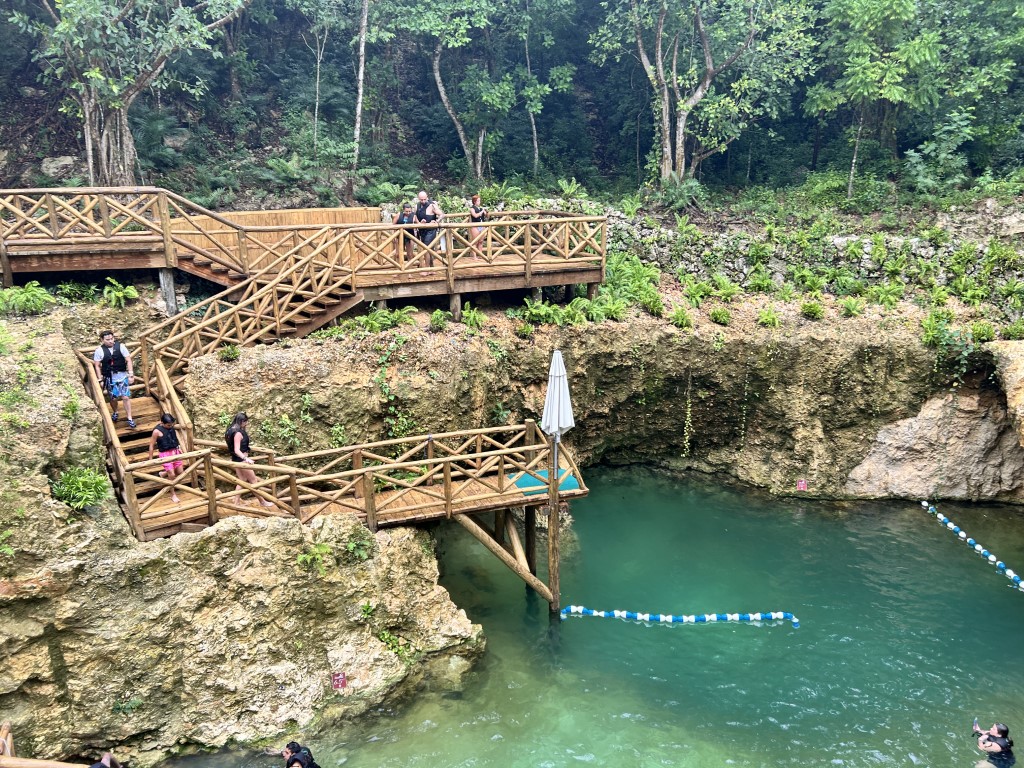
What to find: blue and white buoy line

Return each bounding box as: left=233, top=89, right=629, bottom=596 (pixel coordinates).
left=921, top=500, right=1024, bottom=593
left=559, top=606, right=799, bottom=628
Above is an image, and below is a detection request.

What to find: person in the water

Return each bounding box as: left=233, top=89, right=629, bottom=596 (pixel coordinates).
left=975, top=722, right=1015, bottom=767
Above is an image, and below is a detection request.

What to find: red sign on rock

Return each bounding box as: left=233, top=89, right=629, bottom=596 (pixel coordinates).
left=796, top=479, right=808, bottom=491
left=331, top=672, right=347, bottom=690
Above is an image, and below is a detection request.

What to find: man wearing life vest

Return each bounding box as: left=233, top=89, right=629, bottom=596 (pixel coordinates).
left=92, top=330, right=136, bottom=428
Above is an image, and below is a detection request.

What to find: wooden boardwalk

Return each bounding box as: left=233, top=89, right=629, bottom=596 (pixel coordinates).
left=3, top=186, right=603, bottom=609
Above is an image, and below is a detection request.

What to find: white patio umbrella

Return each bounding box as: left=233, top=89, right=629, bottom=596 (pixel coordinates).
left=541, top=349, right=575, bottom=487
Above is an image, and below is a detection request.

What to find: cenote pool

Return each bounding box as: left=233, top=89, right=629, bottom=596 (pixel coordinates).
left=181, top=466, right=1024, bottom=767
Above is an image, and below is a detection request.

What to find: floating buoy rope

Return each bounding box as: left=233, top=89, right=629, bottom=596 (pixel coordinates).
left=921, top=500, right=1024, bottom=593
left=560, top=605, right=799, bottom=628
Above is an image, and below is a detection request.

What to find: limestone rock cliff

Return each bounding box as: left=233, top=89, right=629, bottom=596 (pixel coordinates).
left=184, top=313, right=1017, bottom=501
left=0, top=313, right=483, bottom=767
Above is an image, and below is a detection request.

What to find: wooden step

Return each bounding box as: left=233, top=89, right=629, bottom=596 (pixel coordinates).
left=141, top=505, right=212, bottom=532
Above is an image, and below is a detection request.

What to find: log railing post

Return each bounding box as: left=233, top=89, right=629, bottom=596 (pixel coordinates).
left=236, top=230, right=250, bottom=274
left=44, top=193, right=58, bottom=237
left=445, top=228, right=455, bottom=293
left=157, top=191, right=177, bottom=268
left=443, top=461, right=453, bottom=518
left=204, top=452, right=219, bottom=524
left=0, top=240, right=11, bottom=289
left=524, top=222, right=533, bottom=284
left=97, top=195, right=113, bottom=237
left=353, top=448, right=363, bottom=498
left=363, top=470, right=377, bottom=532
left=426, top=436, right=434, bottom=487
left=289, top=473, right=300, bottom=520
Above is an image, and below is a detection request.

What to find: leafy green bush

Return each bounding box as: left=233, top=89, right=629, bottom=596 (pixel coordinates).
left=218, top=344, right=240, bottom=362
left=461, top=303, right=485, bottom=330
left=619, top=193, right=643, bottom=217
left=55, top=281, right=99, bottom=303
left=429, top=309, right=452, bottom=332
left=1001, top=320, right=1024, bottom=340
left=746, top=263, right=774, bottom=293
left=0, top=281, right=57, bottom=316
left=800, top=301, right=824, bottom=320
left=514, top=322, right=535, bottom=339
left=669, top=306, right=693, bottom=329
left=102, top=277, right=140, bottom=309
left=0, top=322, right=12, bottom=355
left=775, top=282, right=797, bottom=302
left=839, top=297, right=866, bottom=317
left=709, top=307, right=731, bottom=326
left=711, top=273, right=742, bottom=302
left=971, top=321, right=995, bottom=343
left=921, top=309, right=956, bottom=347
left=51, top=467, right=109, bottom=510
left=757, top=307, right=781, bottom=328
left=866, top=281, right=904, bottom=310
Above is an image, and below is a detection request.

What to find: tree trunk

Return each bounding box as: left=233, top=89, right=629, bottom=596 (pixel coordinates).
left=847, top=107, right=865, bottom=200
left=351, top=0, right=369, bottom=177
left=527, top=110, right=539, bottom=177
left=223, top=27, right=243, bottom=102
left=476, top=128, right=486, bottom=181
left=432, top=43, right=478, bottom=179
left=97, top=106, right=139, bottom=186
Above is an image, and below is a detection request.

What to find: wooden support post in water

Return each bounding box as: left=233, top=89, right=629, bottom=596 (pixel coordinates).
left=454, top=514, right=553, bottom=604
left=547, top=439, right=561, bottom=613
left=525, top=506, right=537, bottom=575
left=494, top=509, right=507, bottom=547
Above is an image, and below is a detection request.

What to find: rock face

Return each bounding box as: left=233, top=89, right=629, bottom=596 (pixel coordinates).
left=185, top=314, right=1010, bottom=501
left=844, top=373, right=1024, bottom=501
left=6, top=303, right=1024, bottom=767
left=0, top=314, right=482, bottom=767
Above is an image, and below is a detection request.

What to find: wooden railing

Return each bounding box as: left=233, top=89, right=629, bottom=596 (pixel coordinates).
left=115, top=421, right=584, bottom=536
left=140, top=226, right=354, bottom=386
left=0, top=187, right=379, bottom=277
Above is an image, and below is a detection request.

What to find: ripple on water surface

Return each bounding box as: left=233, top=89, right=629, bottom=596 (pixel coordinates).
left=172, top=467, right=1024, bottom=768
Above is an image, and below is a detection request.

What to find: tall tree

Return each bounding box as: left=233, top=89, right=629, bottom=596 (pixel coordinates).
left=390, top=0, right=498, bottom=179
left=592, top=0, right=816, bottom=182
left=804, top=0, right=942, bottom=197
left=13, top=0, right=251, bottom=185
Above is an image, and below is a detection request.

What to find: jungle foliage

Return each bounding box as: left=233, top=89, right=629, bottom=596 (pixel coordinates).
left=0, top=0, right=1022, bottom=205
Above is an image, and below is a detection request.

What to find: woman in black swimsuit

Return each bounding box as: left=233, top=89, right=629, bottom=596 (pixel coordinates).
left=225, top=412, right=274, bottom=507
left=469, top=193, right=488, bottom=256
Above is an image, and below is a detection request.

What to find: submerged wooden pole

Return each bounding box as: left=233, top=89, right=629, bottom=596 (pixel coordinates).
left=525, top=506, right=537, bottom=575
left=547, top=437, right=561, bottom=613
left=454, top=513, right=553, bottom=604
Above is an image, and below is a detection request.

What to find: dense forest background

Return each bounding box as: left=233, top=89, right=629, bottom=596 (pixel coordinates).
left=1, top=0, right=1022, bottom=211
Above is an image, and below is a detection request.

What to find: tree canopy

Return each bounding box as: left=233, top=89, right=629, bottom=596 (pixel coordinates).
left=1, top=0, right=1022, bottom=198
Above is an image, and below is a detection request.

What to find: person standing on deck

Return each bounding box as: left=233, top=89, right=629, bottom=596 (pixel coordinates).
left=468, top=193, right=488, bottom=256
left=225, top=412, right=274, bottom=507
left=93, top=330, right=136, bottom=428
left=414, top=190, right=444, bottom=266
left=393, top=202, right=416, bottom=264
left=148, top=413, right=185, bottom=503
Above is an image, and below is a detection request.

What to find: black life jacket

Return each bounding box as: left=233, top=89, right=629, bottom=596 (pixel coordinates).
left=100, top=343, right=128, bottom=376
left=286, top=747, right=320, bottom=768
left=155, top=424, right=180, bottom=452
left=470, top=205, right=486, bottom=222
left=416, top=200, right=438, bottom=224
left=396, top=211, right=415, bottom=226
left=225, top=426, right=250, bottom=460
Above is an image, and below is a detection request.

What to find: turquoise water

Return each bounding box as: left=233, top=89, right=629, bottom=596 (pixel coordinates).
left=179, top=466, right=1024, bottom=767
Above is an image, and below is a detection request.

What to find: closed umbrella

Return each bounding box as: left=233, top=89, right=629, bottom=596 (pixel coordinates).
left=541, top=349, right=575, bottom=488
